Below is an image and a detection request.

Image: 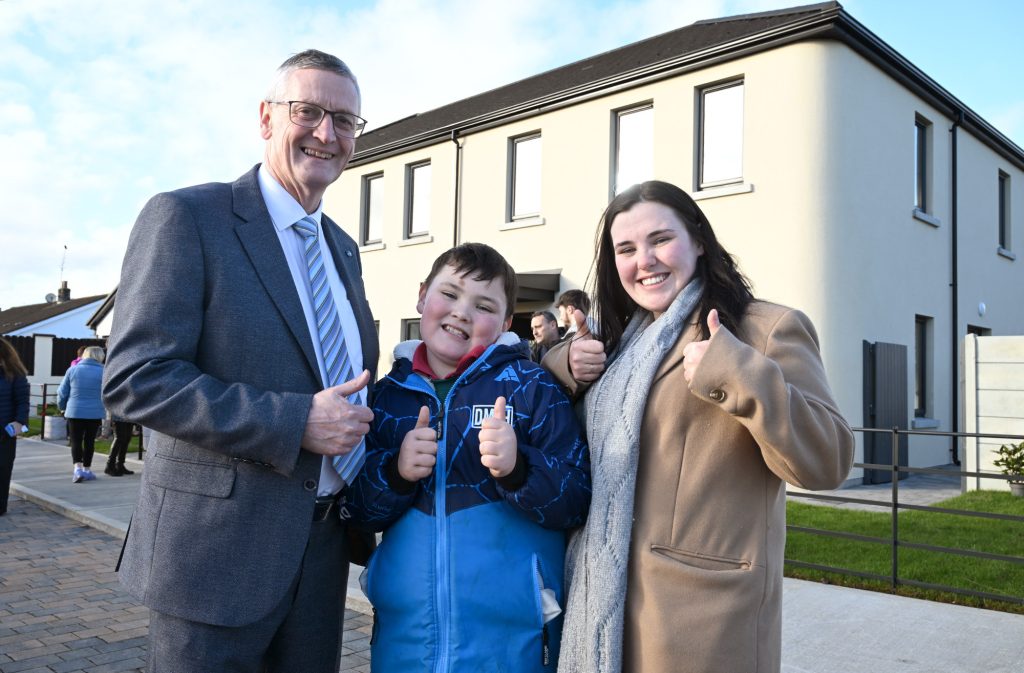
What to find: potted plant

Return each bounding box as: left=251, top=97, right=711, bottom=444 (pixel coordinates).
left=992, top=441, right=1024, bottom=497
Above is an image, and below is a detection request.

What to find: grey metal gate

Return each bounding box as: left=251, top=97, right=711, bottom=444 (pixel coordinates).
left=862, top=340, right=909, bottom=484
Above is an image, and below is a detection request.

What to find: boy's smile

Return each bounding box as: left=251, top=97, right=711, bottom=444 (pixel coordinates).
left=417, top=265, right=512, bottom=378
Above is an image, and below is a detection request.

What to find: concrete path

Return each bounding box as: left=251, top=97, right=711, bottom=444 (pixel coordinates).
left=4, top=435, right=1024, bottom=672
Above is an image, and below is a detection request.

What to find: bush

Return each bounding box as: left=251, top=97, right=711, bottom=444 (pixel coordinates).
left=992, top=441, right=1024, bottom=484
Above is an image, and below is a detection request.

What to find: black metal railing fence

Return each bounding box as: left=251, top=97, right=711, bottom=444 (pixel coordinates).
left=786, top=427, right=1024, bottom=606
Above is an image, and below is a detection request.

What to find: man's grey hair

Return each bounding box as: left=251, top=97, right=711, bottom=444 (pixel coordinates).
left=266, top=49, right=360, bottom=101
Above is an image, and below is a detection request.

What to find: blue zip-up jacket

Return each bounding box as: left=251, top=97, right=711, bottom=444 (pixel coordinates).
left=57, top=359, right=106, bottom=419
left=349, top=333, right=591, bottom=673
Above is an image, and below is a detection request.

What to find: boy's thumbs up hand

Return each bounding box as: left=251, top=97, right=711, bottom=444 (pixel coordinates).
left=682, top=309, right=722, bottom=383
left=397, top=405, right=438, bottom=482
left=479, top=396, right=517, bottom=478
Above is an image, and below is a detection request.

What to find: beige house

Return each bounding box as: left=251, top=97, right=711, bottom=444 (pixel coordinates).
left=324, top=1, right=1023, bottom=483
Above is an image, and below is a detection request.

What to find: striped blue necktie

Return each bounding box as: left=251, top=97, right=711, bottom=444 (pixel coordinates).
left=292, top=216, right=365, bottom=484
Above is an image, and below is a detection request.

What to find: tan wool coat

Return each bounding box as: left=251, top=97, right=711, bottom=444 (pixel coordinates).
left=548, top=301, right=854, bottom=673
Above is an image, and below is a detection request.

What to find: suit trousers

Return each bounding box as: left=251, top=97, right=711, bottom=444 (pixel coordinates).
left=0, top=433, right=15, bottom=515
left=107, top=421, right=133, bottom=467
left=146, top=509, right=350, bottom=673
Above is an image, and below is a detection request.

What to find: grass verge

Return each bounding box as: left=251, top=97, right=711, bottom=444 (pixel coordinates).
left=785, top=490, right=1024, bottom=614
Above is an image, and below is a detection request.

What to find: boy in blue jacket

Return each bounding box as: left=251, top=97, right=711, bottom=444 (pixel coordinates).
left=349, top=243, right=591, bottom=673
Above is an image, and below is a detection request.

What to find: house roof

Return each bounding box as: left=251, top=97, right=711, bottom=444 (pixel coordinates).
left=350, top=1, right=1023, bottom=170
left=86, top=287, right=117, bottom=331
left=0, top=295, right=107, bottom=335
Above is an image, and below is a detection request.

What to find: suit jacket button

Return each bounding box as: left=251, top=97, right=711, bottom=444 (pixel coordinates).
left=303, top=479, right=317, bottom=491
left=710, top=388, right=727, bottom=403
left=345, top=250, right=353, bottom=257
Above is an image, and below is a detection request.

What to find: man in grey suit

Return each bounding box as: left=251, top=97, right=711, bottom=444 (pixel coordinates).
left=103, top=50, right=378, bottom=672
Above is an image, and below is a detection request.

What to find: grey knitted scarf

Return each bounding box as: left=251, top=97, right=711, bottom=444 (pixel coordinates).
left=558, top=277, right=704, bottom=673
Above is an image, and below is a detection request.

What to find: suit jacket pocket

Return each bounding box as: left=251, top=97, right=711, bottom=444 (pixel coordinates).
left=146, top=453, right=236, bottom=498
left=651, top=544, right=751, bottom=571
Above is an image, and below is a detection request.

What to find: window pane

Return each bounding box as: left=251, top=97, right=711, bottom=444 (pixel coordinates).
left=615, top=106, right=653, bottom=194
left=999, top=171, right=1010, bottom=249
left=402, top=319, right=421, bottom=341
left=365, top=175, right=383, bottom=244
left=701, top=83, right=743, bottom=186
left=915, top=122, right=927, bottom=210
left=513, top=135, right=541, bottom=218
left=914, top=316, right=929, bottom=417
left=409, top=163, right=431, bottom=236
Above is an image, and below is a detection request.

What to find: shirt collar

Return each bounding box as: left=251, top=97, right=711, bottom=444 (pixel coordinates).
left=257, top=164, right=323, bottom=232
left=412, top=342, right=488, bottom=380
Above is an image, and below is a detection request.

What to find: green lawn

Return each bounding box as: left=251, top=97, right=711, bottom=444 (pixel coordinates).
left=785, top=491, right=1024, bottom=614
left=25, top=417, right=143, bottom=458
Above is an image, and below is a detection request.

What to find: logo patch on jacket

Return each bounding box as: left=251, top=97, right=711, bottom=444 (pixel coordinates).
left=494, top=366, right=520, bottom=383
left=471, top=404, right=515, bottom=428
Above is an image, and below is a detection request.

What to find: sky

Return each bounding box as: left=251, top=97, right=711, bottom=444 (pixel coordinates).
left=1, top=0, right=1021, bottom=311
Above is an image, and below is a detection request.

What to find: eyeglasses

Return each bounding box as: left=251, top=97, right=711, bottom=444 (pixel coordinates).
left=266, top=100, right=367, bottom=138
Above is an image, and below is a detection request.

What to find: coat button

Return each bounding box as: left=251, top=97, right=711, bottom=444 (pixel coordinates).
left=303, top=479, right=317, bottom=491
left=710, top=388, right=727, bottom=403
left=346, top=250, right=353, bottom=257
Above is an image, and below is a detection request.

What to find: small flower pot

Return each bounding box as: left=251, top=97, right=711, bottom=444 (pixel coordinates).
left=1010, top=483, right=1024, bottom=498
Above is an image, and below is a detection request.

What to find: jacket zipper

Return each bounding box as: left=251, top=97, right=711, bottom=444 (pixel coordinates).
left=390, top=349, right=500, bottom=673
left=433, top=384, right=452, bottom=673
left=535, top=555, right=550, bottom=667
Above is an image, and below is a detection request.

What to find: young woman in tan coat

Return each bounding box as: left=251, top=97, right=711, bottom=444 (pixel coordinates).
left=545, top=180, right=854, bottom=673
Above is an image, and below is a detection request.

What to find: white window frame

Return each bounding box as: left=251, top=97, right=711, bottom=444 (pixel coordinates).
left=508, top=133, right=542, bottom=221
left=698, top=80, right=744, bottom=189
left=360, top=172, right=384, bottom=246
left=612, top=103, right=654, bottom=197
left=998, top=170, right=1011, bottom=253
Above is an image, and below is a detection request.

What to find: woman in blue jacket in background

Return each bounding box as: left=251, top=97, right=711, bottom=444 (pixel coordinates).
left=0, top=337, right=30, bottom=515
left=58, top=345, right=106, bottom=483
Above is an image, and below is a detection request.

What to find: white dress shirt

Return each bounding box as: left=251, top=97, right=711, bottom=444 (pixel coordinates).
left=258, top=165, right=365, bottom=496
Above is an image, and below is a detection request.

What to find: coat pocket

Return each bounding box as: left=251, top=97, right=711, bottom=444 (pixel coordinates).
left=146, top=453, right=236, bottom=498
left=651, top=544, right=751, bottom=571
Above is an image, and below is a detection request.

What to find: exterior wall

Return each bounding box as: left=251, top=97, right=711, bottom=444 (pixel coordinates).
left=820, top=43, right=1024, bottom=473
left=964, top=335, right=1024, bottom=491
left=325, top=38, right=1024, bottom=480
left=94, top=308, right=115, bottom=339
left=5, top=301, right=104, bottom=338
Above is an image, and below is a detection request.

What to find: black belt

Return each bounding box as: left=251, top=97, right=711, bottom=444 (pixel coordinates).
left=312, top=491, right=343, bottom=522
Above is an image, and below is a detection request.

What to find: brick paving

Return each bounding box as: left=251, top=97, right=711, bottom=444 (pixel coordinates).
left=0, top=498, right=373, bottom=673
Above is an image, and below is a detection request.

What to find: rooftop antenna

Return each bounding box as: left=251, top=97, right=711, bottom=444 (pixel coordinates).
left=59, top=244, right=67, bottom=285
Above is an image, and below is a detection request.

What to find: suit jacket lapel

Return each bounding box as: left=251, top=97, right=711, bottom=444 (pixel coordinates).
left=231, top=167, right=321, bottom=382
left=321, top=216, right=379, bottom=381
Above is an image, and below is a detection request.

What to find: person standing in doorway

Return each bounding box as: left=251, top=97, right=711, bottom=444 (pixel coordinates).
left=529, top=310, right=561, bottom=363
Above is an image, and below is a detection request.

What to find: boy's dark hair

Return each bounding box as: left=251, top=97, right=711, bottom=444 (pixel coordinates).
left=556, top=289, right=590, bottom=315
left=423, top=243, right=518, bottom=319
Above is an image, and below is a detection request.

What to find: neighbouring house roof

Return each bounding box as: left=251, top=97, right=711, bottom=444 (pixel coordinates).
left=350, top=1, right=1023, bottom=170
left=0, top=295, right=107, bottom=335
left=86, top=287, right=117, bottom=331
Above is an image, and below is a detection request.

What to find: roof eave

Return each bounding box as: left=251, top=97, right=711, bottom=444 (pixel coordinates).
left=349, top=4, right=1023, bottom=171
